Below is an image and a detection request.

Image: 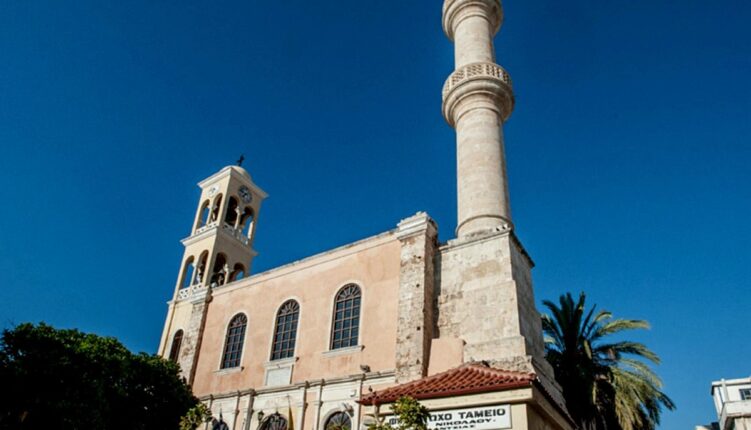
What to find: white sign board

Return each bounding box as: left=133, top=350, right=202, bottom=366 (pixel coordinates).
left=385, top=405, right=511, bottom=430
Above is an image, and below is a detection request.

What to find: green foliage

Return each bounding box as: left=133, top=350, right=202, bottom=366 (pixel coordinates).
left=542, top=292, right=675, bottom=430
left=0, top=322, right=198, bottom=430
left=180, top=403, right=213, bottom=430
left=369, top=396, right=429, bottom=430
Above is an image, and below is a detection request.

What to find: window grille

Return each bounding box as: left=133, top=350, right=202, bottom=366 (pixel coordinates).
left=260, top=413, right=288, bottom=430
left=331, top=284, right=361, bottom=350
left=271, top=300, right=300, bottom=360
left=213, top=420, right=229, bottom=430
left=325, top=412, right=352, bottom=430
left=221, top=313, right=247, bottom=369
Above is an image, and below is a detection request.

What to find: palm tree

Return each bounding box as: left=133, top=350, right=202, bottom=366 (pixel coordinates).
left=542, top=292, right=675, bottom=430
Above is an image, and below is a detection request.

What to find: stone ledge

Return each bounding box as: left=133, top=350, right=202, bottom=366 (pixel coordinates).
left=322, top=345, right=364, bottom=358
left=263, top=357, right=297, bottom=369
left=213, top=366, right=244, bottom=376
left=397, top=212, right=438, bottom=240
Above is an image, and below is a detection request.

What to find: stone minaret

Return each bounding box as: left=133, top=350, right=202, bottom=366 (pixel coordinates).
left=442, top=0, right=514, bottom=238
left=436, top=0, right=565, bottom=406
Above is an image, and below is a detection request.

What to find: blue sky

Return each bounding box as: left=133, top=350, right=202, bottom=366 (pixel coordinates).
left=1, top=0, right=749, bottom=428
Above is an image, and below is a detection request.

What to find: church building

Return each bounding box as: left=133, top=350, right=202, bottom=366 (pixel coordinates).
left=158, top=1, right=574, bottom=430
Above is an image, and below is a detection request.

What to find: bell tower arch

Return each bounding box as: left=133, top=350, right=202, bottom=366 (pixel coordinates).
left=159, top=164, right=267, bottom=383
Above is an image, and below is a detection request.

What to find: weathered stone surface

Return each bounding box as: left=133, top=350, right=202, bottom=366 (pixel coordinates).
left=436, top=231, right=543, bottom=362
left=179, top=290, right=211, bottom=384
left=395, top=212, right=438, bottom=383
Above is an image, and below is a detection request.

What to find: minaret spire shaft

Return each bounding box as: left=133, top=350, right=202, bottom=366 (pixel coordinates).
left=442, top=0, right=514, bottom=238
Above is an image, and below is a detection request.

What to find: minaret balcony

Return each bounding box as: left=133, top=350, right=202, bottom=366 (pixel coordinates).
left=442, top=62, right=515, bottom=125
left=443, top=62, right=512, bottom=97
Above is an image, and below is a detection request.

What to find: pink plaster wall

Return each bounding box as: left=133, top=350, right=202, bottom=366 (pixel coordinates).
left=190, top=234, right=402, bottom=396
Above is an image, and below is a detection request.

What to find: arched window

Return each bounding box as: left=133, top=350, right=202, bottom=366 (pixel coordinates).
left=197, top=200, right=211, bottom=230
left=241, top=207, right=255, bottom=237
left=260, top=413, right=288, bottom=430
left=220, top=313, right=247, bottom=369
left=225, top=196, right=239, bottom=226
left=325, top=412, right=352, bottom=430
left=229, top=263, right=246, bottom=282
left=270, top=300, right=300, bottom=361
left=331, top=284, right=361, bottom=350
left=169, top=330, right=183, bottom=363
left=212, top=419, right=229, bottom=430
left=195, top=251, right=209, bottom=285
left=211, top=194, right=223, bottom=223
left=210, top=253, right=228, bottom=286
left=180, top=257, right=195, bottom=289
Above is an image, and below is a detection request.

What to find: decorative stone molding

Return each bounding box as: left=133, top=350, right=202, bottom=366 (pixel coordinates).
left=321, top=345, right=364, bottom=358
left=264, top=364, right=294, bottom=387
left=263, top=357, right=297, bottom=369
left=442, top=0, right=503, bottom=41
left=396, top=212, right=437, bottom=240
left=442, top=62, right=515, bottom=126
left=176, top=284, right=209, bottom=301
left=213, top=366, right=244, bottom=376
left=443, top=62, right=512, bottom=97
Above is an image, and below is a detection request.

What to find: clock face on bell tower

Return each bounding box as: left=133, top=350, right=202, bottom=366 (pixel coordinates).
left=239, top=186, right=252, bottom=203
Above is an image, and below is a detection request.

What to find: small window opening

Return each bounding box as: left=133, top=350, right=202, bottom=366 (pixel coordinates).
left=211, top=253, right=228, bottom=285
left=195, top=252, right=209, bottom=285
left=225, top=197, right=239, bottom=226
left=197, top=200, right=211, bottom=230
left=229, top=263, right=246, bottom=282
left=210, top=195, right=223, bottom=223
left=181, top=257, right=195, bottom=289
left=241, top=207, right=255, bottom=237
left=169, top=330, right=183, bottom=362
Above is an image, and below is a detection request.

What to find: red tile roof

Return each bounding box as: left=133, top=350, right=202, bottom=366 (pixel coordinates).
left=359, top=363, right=535, bottom=405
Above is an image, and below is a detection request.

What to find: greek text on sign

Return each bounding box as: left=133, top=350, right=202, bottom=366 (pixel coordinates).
left=386, top=405, right=511, bottom=430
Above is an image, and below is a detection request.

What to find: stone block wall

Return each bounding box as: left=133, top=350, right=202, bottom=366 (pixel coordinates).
left=435, top=231, right=545, bottom=364
left=179, top=291, right=211, bottom=384
left=395, top=213, right=438, bottom=383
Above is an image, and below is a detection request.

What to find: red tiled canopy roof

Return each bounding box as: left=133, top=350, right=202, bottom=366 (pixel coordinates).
left=359, top=363, right=535, bottom=405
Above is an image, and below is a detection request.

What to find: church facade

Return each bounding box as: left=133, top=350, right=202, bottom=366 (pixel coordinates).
left=158, top=1, right=573, bottom=430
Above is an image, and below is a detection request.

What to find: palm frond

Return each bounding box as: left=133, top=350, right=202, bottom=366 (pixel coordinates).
left=593, top=341, right=660, bottom=364
left=592, top=318, right=650, bottom=340
left=541, top=292, right=673, bottom=430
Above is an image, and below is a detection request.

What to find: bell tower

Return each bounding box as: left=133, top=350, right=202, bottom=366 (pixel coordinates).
left=178, top=164, right=265, bottom=293
left=159, top=164, right=267, bottom=383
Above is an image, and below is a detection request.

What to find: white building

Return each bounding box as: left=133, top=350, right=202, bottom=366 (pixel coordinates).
left=697, top=377, right=751, bottom=430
